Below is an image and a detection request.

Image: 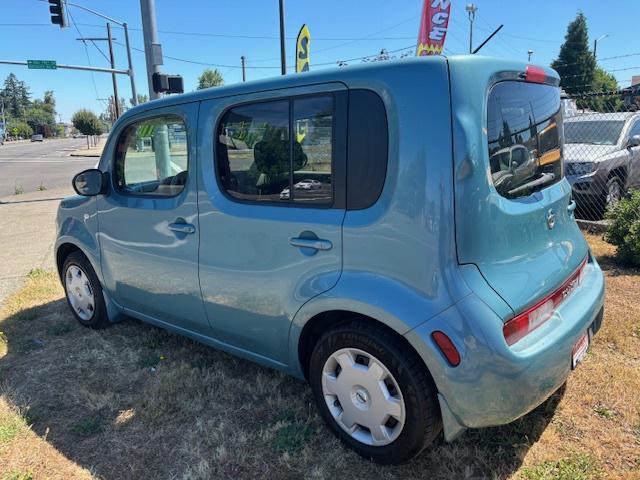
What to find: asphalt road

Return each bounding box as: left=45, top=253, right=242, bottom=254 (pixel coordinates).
left=0, top=138, right=97, bottom=197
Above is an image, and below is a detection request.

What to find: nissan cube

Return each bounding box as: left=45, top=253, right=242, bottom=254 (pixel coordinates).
left=56, top=56, right=605, bottom=464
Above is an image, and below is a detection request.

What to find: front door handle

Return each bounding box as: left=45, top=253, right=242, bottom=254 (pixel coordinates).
left=168, top=221, right=196, bottom=234
left=568, top=200, right=577, bottom=215
left=289, top=237, right=332, bottom=251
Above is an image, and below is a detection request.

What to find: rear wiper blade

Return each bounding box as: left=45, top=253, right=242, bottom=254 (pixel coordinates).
left=507, top=173, right=556, bottom=196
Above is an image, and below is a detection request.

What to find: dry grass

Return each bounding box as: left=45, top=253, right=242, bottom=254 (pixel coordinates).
left=0, top=235, right=639, bottom=479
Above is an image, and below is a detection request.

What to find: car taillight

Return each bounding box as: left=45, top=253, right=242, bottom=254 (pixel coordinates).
left=524, top=65, right=546, bottom=84
left=503, top=257, right=589, bottom=346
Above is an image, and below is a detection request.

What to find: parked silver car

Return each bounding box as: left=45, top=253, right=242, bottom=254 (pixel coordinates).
left=564, top=112, right=640, bottom=216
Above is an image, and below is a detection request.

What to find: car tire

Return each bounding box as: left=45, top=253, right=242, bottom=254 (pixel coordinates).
left=62, top=251, right=109, bottom=329
left=309, top=321, right=442, bottom=464
left=605, top=177, right=624, bottom=210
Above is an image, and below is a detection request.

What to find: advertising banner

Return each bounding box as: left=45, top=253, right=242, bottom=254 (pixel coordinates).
left=416, top=0, right=451, bottom=56
left=296, top=24, right=311, bottom=73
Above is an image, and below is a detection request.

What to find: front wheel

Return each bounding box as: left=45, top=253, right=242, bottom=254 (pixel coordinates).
left=605, top=177, right=624, bottom=210
left=309, top=321, right=442, bottom=464
left=62, top=252, right=109, bottom=329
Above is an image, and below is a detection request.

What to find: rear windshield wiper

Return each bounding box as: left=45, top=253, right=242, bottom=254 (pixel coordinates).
left=507, top=173, right=556, bottom=197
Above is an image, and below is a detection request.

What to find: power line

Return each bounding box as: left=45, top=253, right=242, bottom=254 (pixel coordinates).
left=66, top=7, right=107, bottom=106
left=0, top=20, right=421, bottom=41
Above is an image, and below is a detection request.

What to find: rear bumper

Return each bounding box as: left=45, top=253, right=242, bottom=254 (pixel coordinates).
left=405, top=256, right=605, bottom=435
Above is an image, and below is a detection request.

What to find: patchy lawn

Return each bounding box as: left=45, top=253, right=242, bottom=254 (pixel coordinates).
left=0, top=236, right=638, bottom=479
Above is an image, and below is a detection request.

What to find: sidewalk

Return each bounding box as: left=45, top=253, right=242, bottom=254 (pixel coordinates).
left=0, top=188, right=72, bottom=306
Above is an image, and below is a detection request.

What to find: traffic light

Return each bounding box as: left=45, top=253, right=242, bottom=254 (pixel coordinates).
left=152, top=73, right=184, bottom=94
left=48, top=0, right=67, bottom=28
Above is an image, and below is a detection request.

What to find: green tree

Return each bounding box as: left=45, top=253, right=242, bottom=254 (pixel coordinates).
left=551, top=12, right=596, bottom=95
left=197, top=69, right=224, bottom=90
left=1, top=73, right=31, bottom=119
left=25, top=99, right=57, bottom=136
left=72, top=109, right=103, bottom=148
left=130, top=93, right=148, bottom=106
left=589, top=67, right=622, bottom=112
left=7, top=120, right=32, bottom=139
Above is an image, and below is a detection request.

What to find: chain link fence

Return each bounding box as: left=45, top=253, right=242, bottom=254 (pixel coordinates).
left=562, top=85, right=640, bottom=221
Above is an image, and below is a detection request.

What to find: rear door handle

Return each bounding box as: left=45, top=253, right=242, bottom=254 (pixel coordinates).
left=168, top=222, right=196, bottom=234
left=289, top=237, right=333, bottom=251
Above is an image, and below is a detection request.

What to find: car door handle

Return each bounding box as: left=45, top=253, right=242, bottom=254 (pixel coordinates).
left=289, top=237, right=333, bottom=251
left=568, top=200, right=577, bottom=215
left=168, top=222, right=196, bottom=234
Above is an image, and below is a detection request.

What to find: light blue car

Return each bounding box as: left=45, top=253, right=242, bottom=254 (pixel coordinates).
left=56, top=56, right=605, bottom=464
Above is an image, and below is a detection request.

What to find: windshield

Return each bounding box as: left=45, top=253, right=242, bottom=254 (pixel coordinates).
left=564, top=120, right=624, bottom=145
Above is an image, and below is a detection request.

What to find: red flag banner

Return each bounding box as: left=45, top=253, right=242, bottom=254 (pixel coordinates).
left=416, top=0, right=451, bottom=56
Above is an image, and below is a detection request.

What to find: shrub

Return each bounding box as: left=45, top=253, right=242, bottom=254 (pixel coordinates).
left=604, top=190, right=640, bottom=266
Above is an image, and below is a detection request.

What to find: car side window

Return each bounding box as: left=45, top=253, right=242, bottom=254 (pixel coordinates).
left=114, top=115, right=188, bottom=197
left=629, top=120, right=640, bottom=141
left=293, top=95, right=333, bottom=205
left=216, top=94, right=334, bottom=206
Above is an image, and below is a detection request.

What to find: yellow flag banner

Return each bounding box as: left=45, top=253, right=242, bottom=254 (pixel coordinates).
left=417, top=0, right=451, bottom=56
left=296, top=24, right=311, bottom=73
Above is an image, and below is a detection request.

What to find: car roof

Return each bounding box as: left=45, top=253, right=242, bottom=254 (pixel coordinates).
left=118, top=55, right=543, bottom=119
left=565, top=112, right=640, bottom=123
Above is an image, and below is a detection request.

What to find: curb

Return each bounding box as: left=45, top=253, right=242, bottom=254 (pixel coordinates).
left=576, top=219, right=609, bottom=235
left=69, top=151, right=102, bottom=157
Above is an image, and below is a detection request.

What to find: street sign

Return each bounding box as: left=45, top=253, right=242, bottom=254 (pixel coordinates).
left=27, top=60, right=57, bottom=70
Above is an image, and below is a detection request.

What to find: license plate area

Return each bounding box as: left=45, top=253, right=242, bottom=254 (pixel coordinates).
left=571, top=331, right=590, bottom=369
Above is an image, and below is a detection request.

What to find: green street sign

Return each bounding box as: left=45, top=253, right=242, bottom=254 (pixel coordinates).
left=27, top=60, right=57, bottom=70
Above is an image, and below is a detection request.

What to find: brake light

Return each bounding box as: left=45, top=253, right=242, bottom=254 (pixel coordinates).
left=525, top=65, right=546, bottom=84
left=503, top=257, right=589, bottom=346
left=431, top=331, right=461, bottom=366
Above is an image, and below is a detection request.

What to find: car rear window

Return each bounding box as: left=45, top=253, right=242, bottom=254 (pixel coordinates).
left=487, top=81, right=563, bottom=198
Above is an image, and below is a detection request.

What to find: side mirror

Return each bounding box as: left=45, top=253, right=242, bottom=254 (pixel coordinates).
left=628, top=134, right=640, bottom=148
left=72, top=169, right=106, bottom=196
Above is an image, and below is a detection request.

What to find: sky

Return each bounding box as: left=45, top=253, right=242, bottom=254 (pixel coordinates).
left=1, top=0, right=638, bottom=122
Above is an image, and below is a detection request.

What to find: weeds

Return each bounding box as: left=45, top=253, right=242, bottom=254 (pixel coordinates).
left=272, top=423, right=315, bottom=453
left=72, top=416, right=103, bottom=437
left=0, top=413, right=23, bottom=444
left=13, top=183, right=23, bottom=195
left=521, top=453, right=602, bottom=480
left=593, top=404, right=617, bottom=419
left=37, top=181, right=47, bottom=192
left=2, top=470, right=33, bottom=480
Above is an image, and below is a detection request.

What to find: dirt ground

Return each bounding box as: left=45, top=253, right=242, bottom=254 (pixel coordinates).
left=0, top=233, right=638, bottom=480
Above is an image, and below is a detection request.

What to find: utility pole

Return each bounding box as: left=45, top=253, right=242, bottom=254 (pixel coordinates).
left=528, top=49, right=534, bottom=62
left=278, top=0, right=287, bottom=75
left=76, top=32, right=121, bottom=115
left=241, top=56, right=246, bottom=82
left=123, top=23, right=138, bottom=105
left=0, top=97, right=6, bottom=143
left=465, top=3, right=477, bottom=54
left=593, top=34, right=608, bottom=60
left=106, top=23, right=120, bottom=118
left=63, top=2, right=137, bottom=105
left=140, top=0, right=163, bottom=100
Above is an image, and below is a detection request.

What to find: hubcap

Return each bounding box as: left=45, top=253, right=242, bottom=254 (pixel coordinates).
left=65, top=265, right=95, bottom=321
left=321, top=348, right=406, bottom=446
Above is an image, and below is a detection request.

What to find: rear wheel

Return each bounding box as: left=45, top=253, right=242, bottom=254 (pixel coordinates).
left=309, top=321, right=441, bottom=464
left=62, top=252, right=109, bottom=329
